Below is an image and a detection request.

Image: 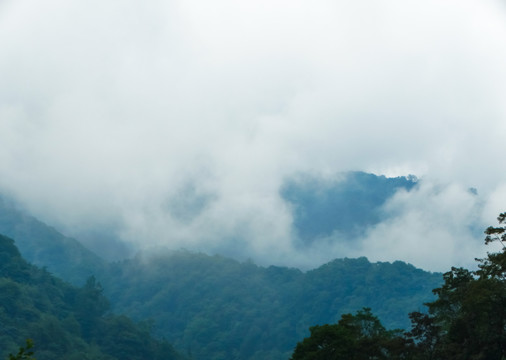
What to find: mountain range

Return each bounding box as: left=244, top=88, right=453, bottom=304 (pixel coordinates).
left=0, top=172, right=444, bottom=359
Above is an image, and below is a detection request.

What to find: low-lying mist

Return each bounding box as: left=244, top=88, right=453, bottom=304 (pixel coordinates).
left=1, top=0, right=506, bottom=272
left=2, top=171, right=502, bottom=273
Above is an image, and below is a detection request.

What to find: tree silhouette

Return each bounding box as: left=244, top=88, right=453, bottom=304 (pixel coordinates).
left=8, top=339, right=35, bottom=360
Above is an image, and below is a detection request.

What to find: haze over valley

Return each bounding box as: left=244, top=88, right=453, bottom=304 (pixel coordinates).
left=2, top=1, right=506, bottom=359
left=2, top=0, right=506, bottom=272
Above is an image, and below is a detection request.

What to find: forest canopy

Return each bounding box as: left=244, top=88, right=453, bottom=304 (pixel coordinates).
left=290, top=212, right=506, bottom=359
left=0, top=234, right=185, bottom=360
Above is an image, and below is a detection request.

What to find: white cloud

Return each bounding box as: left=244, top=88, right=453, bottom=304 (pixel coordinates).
left=360, top=181, right=487, bottom=271
left=1, top=0, right=506, bottom=270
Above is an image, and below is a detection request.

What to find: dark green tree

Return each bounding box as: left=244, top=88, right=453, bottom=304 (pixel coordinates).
left=0, top=234, right=185, bottom=360
left=292, top=213, right=506, bottom=360
left=408, top=212, right=506, bottom=359
left=8, top=339, right=35, bottom=360
left=290, top=308, right=411, bottom=359
left=74, top=275, right=110, bottom=340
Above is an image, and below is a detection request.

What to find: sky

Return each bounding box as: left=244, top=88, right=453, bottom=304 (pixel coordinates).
left=1, top=0, right=506, bottom=272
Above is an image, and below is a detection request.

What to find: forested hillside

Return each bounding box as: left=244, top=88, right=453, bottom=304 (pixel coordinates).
left=101, top=251, right=441, bottom=360
left=290, top=213, right=506, bottom=359
left=0, top=189, right=444, bottom=360
left=281, top=172, right=417, bottom=244
left=0, top=234, right=184, bottom=360
left=0, top=197, right=106, bottom=285
left=0, top=172, right=418, bottom=286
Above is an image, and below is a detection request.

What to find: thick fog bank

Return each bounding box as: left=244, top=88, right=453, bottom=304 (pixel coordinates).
left=1, top=0, right=506, bottom=271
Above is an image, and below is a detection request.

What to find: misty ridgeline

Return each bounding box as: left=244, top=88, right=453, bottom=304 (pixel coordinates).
left=0, top=172, right=501, bottom=359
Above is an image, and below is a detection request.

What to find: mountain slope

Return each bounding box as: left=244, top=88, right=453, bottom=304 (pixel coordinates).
left=0, top=197, right=106, bottom=285
left=281, top=171, right=417, bottom=244
left=102, top=250, right=442, bottom=360
left=0, top=233, right=185, bottom=360
left=0, top=183, right=443, bottom=360
left=0, top=171, right=417, bottom=285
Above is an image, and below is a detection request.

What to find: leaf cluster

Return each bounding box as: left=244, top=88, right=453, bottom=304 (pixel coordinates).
left=8, top=339, right=35, bottom=360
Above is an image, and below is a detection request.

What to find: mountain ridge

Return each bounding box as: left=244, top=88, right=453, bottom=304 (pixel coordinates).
left=0, top=173, right=444, bottom=360
left=0, top=233, right=185, bottom=360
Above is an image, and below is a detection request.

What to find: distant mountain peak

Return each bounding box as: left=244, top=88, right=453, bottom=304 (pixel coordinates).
left=280, top=171, right=417, bottom=245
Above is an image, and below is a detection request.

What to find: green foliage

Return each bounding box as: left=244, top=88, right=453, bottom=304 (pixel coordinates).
left=8, top=339, right=35, bottom=360
left=290, top=308, right=411, bottom=360
left=0, top=234, right=185, bottom=360
left=101, top=251, right=441, bottom=360
left=0, top=197, right=106, bottom=286
left=0, top=194, right=443, bottom=360
left=406, top=213, right=506, bottom=359
left=292, top=212, right=506, bottom=360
